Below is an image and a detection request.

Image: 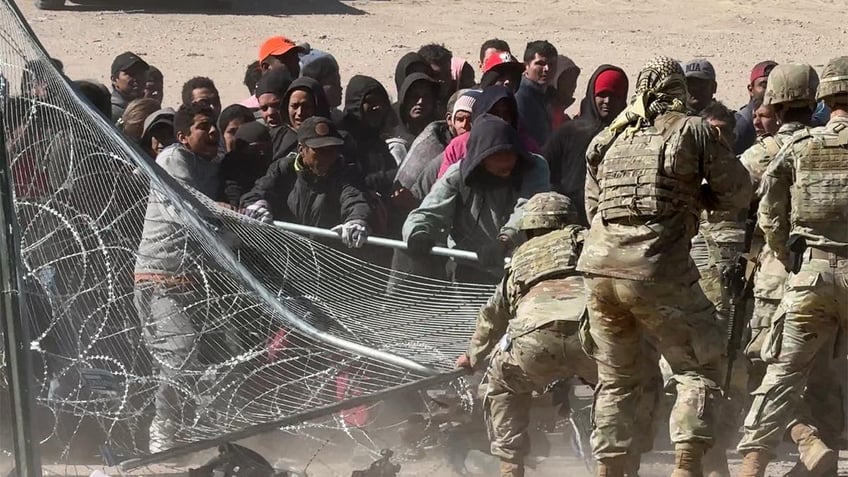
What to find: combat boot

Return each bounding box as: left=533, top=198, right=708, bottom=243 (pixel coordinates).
left=499, top=460, right=525, bottom=477
left=671, top=442, right=705, bottom=477
left=597, top=456, right=627, bottom=477
left=789, top=423, right=837, bottom=475
left=782, top=459, right=838, bottom=477
left=738, top=450, right=769, bottom=477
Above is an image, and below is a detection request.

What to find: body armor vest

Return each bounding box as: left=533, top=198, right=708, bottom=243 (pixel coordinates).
left=596, top=113, right=701, bottom=221
left=509, top=225, right=583, bottom=295
left=791, top=125, right=848, bottom=233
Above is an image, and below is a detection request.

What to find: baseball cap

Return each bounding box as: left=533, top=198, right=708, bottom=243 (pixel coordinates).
left=683, top=59, right=716, bottom=81
left=750, top=60, right=778, bottom=84
left=259, top=36, right=304, bottom=63
left=141, top=107, right=175, bottom=140
left=297, top=116, right=344, bottom=149
left=111, top=52, right=149, bottom=77
left=483, top=51, right=523, bottom=74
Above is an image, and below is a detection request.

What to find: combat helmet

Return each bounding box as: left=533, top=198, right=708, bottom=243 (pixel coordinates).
left=764, top=64, right=819, bottom=107
left=817, top=56, right=848, bottom=101
left=519, top=192, right=578, bottom=231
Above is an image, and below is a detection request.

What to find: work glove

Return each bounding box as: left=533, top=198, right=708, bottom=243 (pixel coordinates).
left=406, top=232, right=435, bottom=259
left=244, top=200, right=273, bottom=224
left=476, top=240, right=507, bottom=269
left=332, top=219, right=369, bottom=249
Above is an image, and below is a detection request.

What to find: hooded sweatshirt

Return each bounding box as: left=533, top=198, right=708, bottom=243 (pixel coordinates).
left=387, top=72, right=440, bottom=165
left=340, top=75, right=398, bottom=197
left=394, top=52, right=433, bottom=97
left=403, top=114, right=550, bottom=280
left=270, top=77, right=331, bottom=163
left=436, top=85, right=540, bottom=179
left=542, top=64, right=628, bottom=226
left=551, top=55, right=580, bottom=129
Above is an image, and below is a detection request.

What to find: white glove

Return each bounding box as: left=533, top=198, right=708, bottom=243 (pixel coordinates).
left=332, top=220, right=369, bottom=249
left=244, top=200, right=273, bottom=224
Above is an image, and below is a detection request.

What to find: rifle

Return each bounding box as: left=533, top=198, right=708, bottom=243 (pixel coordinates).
left=722, top=209, right=757, bottom=391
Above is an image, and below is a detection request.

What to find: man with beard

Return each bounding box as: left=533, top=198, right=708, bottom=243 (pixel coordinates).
left=515, top=41, right=558, bottom=146
left=734, top=61, right=777, bottom=154
left=543, top=65, right=628, bottom=225
left=110, top=51, right=149, bottom=122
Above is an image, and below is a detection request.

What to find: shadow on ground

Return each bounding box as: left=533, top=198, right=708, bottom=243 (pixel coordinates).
left=52, top=0, right=367, bottom=16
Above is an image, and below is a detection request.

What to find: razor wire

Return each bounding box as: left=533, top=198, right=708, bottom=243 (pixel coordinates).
left=0, top=0, right=498, bottom=469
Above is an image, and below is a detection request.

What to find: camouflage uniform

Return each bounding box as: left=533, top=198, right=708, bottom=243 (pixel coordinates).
left=737, top=58, right=848, bottom=476
left=739, top=127, right=799, bottom=381
left=577, top=56, right=752, bottom=476
left=465, top=193, right=597, bottom=477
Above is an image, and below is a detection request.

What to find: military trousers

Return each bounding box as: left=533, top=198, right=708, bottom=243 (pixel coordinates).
left=738, top=251, right=848, bottom=454
left=484, top=322, right=597, bottom=463
left=584, top=276, right=724, bottom=460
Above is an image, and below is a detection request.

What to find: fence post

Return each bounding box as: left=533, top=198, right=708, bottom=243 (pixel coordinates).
left=0, top=117, right=42, bottom=477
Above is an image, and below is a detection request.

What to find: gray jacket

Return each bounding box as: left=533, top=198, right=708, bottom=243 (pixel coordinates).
left=134, top=144, right=220, bottom=277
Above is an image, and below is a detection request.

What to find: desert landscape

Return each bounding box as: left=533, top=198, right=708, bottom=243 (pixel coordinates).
left=7, top=0, right=848, bottom=475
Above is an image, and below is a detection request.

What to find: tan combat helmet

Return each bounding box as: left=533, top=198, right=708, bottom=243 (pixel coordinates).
left=817, top=56, right=848, bottom=102
left=519, top=192, right=578, bottom=231
left=764, top=64, right=819, bottom=107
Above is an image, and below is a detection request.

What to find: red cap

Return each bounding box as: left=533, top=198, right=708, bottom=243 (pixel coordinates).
left=259, top=36, right=303, bottom=63
left=750, top=60, right=778, bottom=84
left=594, top=69, right=628, bottom=98
left=483, top=51, right=522, bottom=73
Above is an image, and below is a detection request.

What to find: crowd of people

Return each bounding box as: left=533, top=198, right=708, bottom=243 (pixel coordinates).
left=27, top=34, right=848, bottom=477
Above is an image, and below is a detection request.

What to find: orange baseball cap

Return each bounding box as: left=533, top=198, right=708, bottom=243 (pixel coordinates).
left=258, top=36, right=304, bottom=63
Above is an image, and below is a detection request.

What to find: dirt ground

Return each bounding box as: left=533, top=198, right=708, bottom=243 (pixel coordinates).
left=8, top=0, right=848, bottom=476
left=17, top=0, right=848, bottom=113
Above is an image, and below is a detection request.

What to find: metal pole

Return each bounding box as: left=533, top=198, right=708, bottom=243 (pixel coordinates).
left=273, top=221, right=480, bottom=262
left=0, top=119, right=41, bottom=476
left=119, top=368, right=468, bottom=471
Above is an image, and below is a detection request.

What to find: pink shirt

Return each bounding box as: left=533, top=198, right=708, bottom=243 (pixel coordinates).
left=240, top=95, right=259, bottom=109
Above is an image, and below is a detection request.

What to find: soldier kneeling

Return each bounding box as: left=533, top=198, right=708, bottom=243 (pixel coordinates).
left=455, top=192, right=599, bottom=477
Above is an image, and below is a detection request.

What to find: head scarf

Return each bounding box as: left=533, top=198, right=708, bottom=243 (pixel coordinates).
left=608, top=56, right=688, bottom=136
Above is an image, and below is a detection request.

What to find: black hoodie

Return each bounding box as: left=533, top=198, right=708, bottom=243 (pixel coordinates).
left=270, top=77, right=331, bottom=163
left=393, top=52, right=433, bottom=97
left=393, top=72, right=440, bottom=143
left=542, top=64, right=628, bottom=225
left=341, top=75, right=398, bottom=197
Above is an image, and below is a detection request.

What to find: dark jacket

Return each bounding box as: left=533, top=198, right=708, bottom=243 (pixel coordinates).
left=110, top=88, right=130, bottom=123
left=515, top=76, right=552, bottom=146
left=387, top=72, right=440, bottom=164
left=240, top=152, right=371, bottom=229
left=340, top=75, right=398, bottom=197
left=543, top=64, right=627, bottom=226
left=270, top=77, right=332, bottom=163
left=733, top=100, right=757, bottom=155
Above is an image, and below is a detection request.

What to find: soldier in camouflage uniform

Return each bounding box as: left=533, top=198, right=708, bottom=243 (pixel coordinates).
left=739, top=64, right=819, bottom=389
left=737, top=56, right=848, bottom=477
left=456, top=192, right=598, bottom=477
left=577, top=56, right=751, bottom=477
left=458, top=191, right=664, bottom=477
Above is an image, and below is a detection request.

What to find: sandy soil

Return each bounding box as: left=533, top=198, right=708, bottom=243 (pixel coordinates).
left=7, top=0, right=848, bottom=476
left=17, top=0, right=848, bottom=114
